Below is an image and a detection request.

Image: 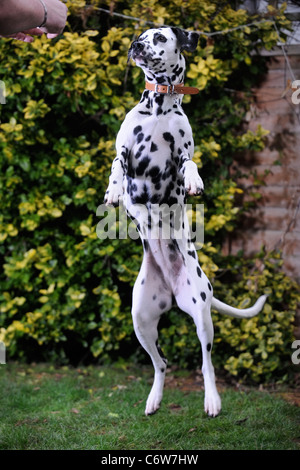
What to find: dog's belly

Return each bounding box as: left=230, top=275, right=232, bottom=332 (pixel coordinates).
left=143, top=238, right=186, bottom=294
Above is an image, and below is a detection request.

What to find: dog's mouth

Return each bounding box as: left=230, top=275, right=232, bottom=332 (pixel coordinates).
left=132, top=53, right=146, bottom=62
left=129, top=51, right=163, bottom=69
left=128, top=40, right=152, bottom=65
left=129, top=49, right=149, bottom=64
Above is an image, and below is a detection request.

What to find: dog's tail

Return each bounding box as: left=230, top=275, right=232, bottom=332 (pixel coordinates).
left=211, top=295, right=267, bottom=319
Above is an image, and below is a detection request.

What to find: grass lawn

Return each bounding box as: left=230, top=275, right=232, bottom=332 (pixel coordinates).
left=0, top=362, right=299, bottom=450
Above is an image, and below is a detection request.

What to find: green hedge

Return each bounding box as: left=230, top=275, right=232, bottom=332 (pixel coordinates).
left=0, top=0, right=298, bottom=381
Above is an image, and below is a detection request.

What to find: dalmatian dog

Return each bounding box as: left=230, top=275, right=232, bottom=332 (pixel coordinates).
left=104, top=27, right=267, bottom=417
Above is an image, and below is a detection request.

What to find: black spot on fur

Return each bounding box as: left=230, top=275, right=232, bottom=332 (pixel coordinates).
left=156, top=340, right=167, bottom=364
left=132, top=185, right=150, bottom=204
left=150, top=142, right=158, bottom=152
left=207, top=343, right=211, bottom=352
left=135, top=145, right=145, bottom=159
left=163, top=132, right=175, bottom=153
left=147, top=165, right=160, bottom=182
left=150, top=194, right=161, bottom=204
left=136, top=156, right=150, bottom=176
left=168, top=240, right=179, bottom=252
left=197, top=266, right=202, bottom=277
left=137, top=133, right=144, bottom=144
left=192, top=297, right=196, bottom=304
left=208, top=282, right=212, bottom=291
left=155, top=94, right=165, bottom=116
left=201, top=292, right=206, bottom=301
left=169, top=253, right=177, bottom=263
left=159, top=301, right=167, bottom=310
left=134, top=125, right=142, bottom=135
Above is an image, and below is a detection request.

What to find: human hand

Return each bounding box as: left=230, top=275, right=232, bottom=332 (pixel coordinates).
left=39, top=0, right=68, bottom=37
left=0, top=0, right=67, bottom=42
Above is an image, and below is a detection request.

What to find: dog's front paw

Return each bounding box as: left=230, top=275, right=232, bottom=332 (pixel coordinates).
left=185, top=172, right=204, bottom=196
left=104, top=184, right=123, bottom=207
left=183, top=160, right=204, bottom=196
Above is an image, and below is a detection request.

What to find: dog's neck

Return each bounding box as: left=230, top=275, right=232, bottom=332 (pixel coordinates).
left=138, top=88, right=182, bottom=118
left=143, top=55, right=185, bottom=85
left=139, top=67, right=186, bottom=116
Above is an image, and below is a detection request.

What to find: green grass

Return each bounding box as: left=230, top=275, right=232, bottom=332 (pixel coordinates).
left=0, top=363, right=299, bottom=450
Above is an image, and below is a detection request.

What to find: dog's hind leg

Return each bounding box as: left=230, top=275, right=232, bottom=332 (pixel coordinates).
left=175, top=268, right=221, bottom=417
left=132, top=250, right=172, bottom=416
left=193, top=304, right=221, bottom=417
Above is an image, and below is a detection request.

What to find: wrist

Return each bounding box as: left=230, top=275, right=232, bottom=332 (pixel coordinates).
left=0, top=0, right=47, bottom=35
left=38, top=0, right=48, bottom=27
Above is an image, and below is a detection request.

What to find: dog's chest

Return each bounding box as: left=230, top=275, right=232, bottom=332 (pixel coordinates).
left=119, top=98, right=193, bottom=205
left=125, top=121, right=183, bottom=204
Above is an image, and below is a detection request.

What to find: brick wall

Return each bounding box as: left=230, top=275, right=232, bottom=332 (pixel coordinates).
left=222, top=50, right=300, bottom=333
left=224, top=51, right=300, bottom=278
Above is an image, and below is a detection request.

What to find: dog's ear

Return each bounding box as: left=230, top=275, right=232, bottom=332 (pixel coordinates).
left=171, top=27, right=199, bottom=52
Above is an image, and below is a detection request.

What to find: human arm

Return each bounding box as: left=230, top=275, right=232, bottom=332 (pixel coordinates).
left=0, top=0, right=67, bottom=39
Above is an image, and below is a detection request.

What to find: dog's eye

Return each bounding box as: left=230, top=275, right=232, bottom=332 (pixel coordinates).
left=155, top=34, right=167, bottom=43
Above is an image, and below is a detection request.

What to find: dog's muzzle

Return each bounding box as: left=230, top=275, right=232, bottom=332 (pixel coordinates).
left=128, top=41, right=146, bottom=61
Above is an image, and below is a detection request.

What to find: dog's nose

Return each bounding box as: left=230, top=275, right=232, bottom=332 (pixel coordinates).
left=132, top=41, right=145, bottom=53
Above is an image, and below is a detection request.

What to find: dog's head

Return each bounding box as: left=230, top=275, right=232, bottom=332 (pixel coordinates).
left=128, top=27, right=199, bottom=82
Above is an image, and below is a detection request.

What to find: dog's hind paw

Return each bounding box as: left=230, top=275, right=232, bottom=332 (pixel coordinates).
left=204, top=391, right=221, bottom=417
left=145, top=392, right=162, bottom=416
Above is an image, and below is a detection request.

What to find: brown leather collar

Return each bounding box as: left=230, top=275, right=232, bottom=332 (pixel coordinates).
left=145, top=81, right=199, bottom=95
